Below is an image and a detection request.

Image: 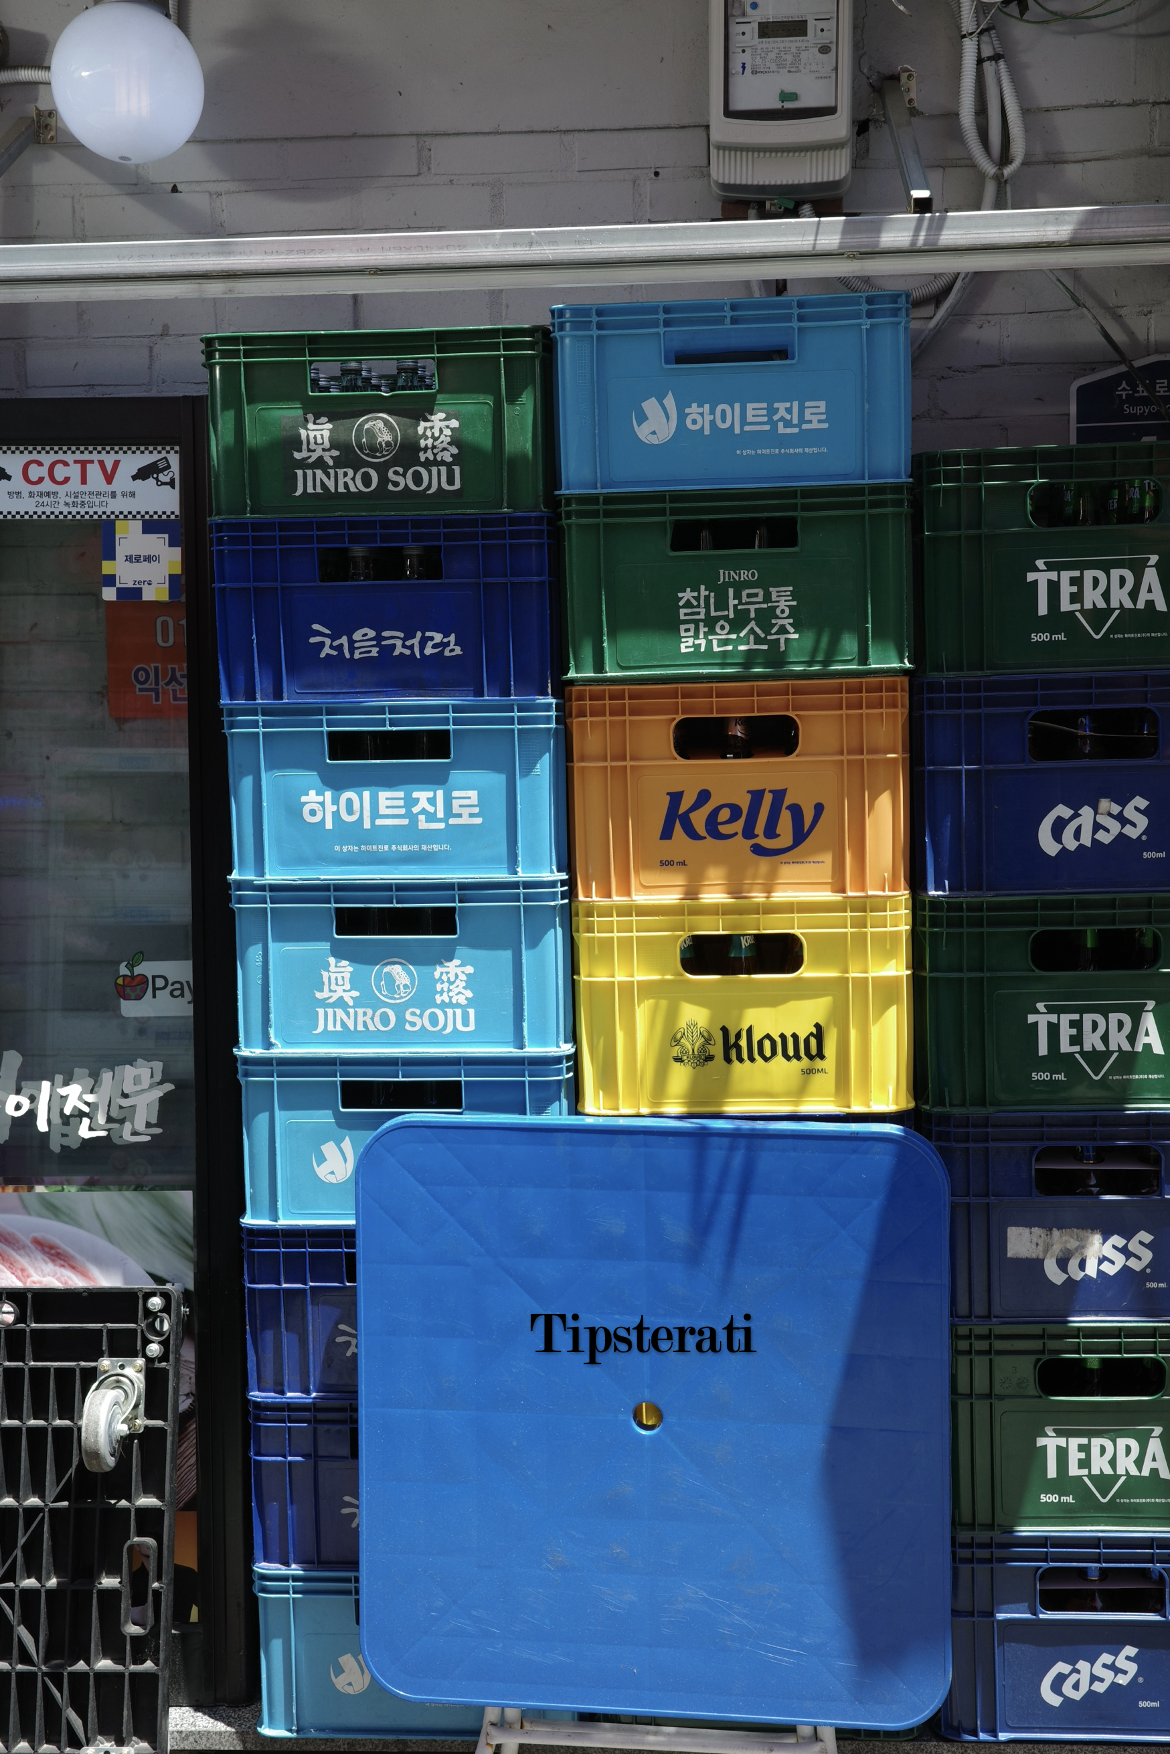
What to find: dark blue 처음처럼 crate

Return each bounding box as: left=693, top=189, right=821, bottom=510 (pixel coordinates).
left=552, top=294, right=910, bottom=495
left=251, top=1399, right=358, bottom=1569
left=238, top=1050, right=575, bottom=1224
left=918, top=1110, right=1170, bottom=1322
left=211, top=514, right=558, bottom=703
left=243, top=1225, right=356, bottom=1401
left=914, top=673, right=1170, bottom=894
left=232, top=877, right=571, bottom=1055
left=253, top=1566, right=489, bottom=1738
left=946, top=1532, right=1170, bottom=1741
left=225, top=698, right=565, bottom=882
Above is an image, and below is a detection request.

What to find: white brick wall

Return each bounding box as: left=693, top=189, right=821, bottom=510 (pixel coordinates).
left=0, top=0, right=1165, bottom=450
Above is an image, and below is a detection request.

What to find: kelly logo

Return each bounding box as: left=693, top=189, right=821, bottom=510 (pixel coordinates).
left=1026, top=1001, right=1163, bottom=1082
left=1038, top=795, right=1149, bottom=857
left=660, top=787, right=825, bottom=858
left=1007, top=1225, right=1155, bottom=1285
left=1036, top=1425, right=1170, bottom=1502
left=632, top=393, right=677, bottom=445
left=531, top=1311, right=754, bottom=1365
left=1040, top=1647, right=1139, bottom=1708
left=1028, top=554, right=1166, bottom=639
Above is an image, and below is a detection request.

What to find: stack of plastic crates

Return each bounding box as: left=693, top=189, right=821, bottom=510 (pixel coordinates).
left=552, top=293, right=914, bottom=1115
left=913, top=441, right=1170, bottom=1741
left=203, top=326, right=572, bottom=1735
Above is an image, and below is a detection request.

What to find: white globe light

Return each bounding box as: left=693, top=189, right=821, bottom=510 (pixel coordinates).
left=51, top=1, right=204, bottom=165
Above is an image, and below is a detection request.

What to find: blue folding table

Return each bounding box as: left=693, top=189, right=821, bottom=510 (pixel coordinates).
left=356, top=1116, right=949, bottom=1736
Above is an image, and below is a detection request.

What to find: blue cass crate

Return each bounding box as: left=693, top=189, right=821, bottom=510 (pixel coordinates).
left=212, top=513, right=558, bottom=703
left=225, top=698, right=565, bottom=882
left=552, top=294, right=910, bottom=494
left=946, top=1533, right=1170, bottom=1741
left=914, top=673, right=1170, bottom=894
left=233, top=877, right=571, bottom=1055
left=355, top=1114, right=950, bottom=1727
left=244, top=1225, right=356, bottom=1401
left=238, top=1050, right=575, bottom=1224
left=917, top=1110, right=1170, bottom=1323
left=251, top=1399, right=357, bottom=1569
left=254, top=1566, right=487, bottom=1739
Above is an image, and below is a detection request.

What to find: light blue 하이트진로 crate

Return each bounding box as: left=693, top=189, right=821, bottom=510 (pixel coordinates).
left=224, top=698, right=566, bottom=881
left=237, top=1050, right=575, bottom=1223
left=231, top=876, right=572, bottom=1054
left=253, top=1566, right=487, bottom=1738
left=552, top=294, right=910, bottom=494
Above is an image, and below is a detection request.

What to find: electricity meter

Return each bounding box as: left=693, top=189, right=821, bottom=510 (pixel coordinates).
left=709, top=0, right=854, bottom=199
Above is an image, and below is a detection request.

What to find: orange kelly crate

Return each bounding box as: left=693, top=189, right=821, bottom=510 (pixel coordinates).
left=568, top=678, right=908, bottom=900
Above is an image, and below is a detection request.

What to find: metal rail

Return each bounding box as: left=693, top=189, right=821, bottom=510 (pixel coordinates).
left=0, top=205, right=1167, bottom=303
left=476, top=1710, right=838, bottom=1754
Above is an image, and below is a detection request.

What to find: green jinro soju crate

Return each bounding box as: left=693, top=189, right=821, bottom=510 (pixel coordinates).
left=560, top=483, right=911, bottom=682
left=914, top=893, right=1170, bottom=1112
left=953, top=1324, right=1170, bottom=1533
left=915, top=442, right=1170, bottom=675
left=203, top=327, right=551, bottom=518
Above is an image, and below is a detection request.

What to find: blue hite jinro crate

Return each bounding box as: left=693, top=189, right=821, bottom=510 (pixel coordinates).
left=251, top=1400, right=358, bottom=1568
left=946, top=1533, right=1170, bottom=1741
left=238, top=1050, right=575, bottom=1224
left=355, top=1114, right=951, bottom=1727
left=254, top=1567, right=488, bottom=1738
left=552, top=293, right=910, bottom=494
left=225, top=698, right=566, bottom=881
left=914, top=672, right=1170, bottom=894
left=232, top=877, right=571, bottom=1054
left=212, top=514, right=558, bottom=703
left=244, top=1225, right=357, bottom=1400
left=918, top=1111, right=1170, bottom=1323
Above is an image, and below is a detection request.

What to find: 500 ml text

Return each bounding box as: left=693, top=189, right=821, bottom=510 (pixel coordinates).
left=531, top=1312, right=754, bottom=1365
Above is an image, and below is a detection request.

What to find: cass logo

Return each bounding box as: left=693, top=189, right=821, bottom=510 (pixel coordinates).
left=1040, top=1646, right=1139, bottom=1707
left=632, top=393, right=677, bottom=445
left=661, top=787, right=825, bottom=858
left=1029, top=554, right=1166, bottom=638
left=1038, top=794, right=1149, bottom=857
left=1007, top=1225, right=1155, bottom=1285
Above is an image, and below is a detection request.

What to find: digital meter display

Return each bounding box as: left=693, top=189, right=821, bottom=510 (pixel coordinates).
left=725, top=0, right=838, bottom=121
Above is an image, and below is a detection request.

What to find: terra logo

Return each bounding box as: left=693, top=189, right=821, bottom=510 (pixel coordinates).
left=1040, top=1647, right=1139, bottom=1707
left=1038, top=795, right=1149, bottom=857
left=632, top=393, right=677, bottom=445
left=1035, top=1425, right=1170, bottom=1502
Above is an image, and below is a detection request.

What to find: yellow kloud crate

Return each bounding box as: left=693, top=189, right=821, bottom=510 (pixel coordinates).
left=573, top=894, right=912, bottom=1115
left=567, top=678, right=908, bottom=901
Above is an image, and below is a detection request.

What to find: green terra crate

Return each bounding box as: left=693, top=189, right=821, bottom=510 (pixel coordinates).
left=203, top=327, right=551, bottom=518
left=953, top=1324, right=1170, bottom=1533
left=915, top=441, right=1170, bottom=675
left=914, top=893, right=1170, bottom=1112
left=560, top=484, right=911, bottom=682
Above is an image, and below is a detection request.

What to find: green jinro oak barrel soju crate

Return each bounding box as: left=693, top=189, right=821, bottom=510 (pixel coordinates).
left=915, top=442, right=1170, bottom=675
left=914, top=893, right=1170, bottom=1112
left=203, top=328, right=551, bottom=518
left=560, top=482, right=911, bottom=682
left=953, top=1323, right=1170, bottom=1533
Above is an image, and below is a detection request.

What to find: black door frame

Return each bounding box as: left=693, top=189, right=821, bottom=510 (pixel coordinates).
left=0, top=395, right=255, bottom=1705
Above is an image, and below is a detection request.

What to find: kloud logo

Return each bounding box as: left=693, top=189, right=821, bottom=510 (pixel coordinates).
left=330, top=1651, right=372, bottom=1696
left=632, top=393, right=677, bottom=445
left=313, top=1137, right=355, bottom=1185
left=1007, top=1225, right=1155, bottom=1285
left=1038, top=795, right=1149, bottom=857
left=1040, top=1647, right=1139, bottom=1707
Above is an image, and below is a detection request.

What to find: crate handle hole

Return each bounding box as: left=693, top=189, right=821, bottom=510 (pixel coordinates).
left=672, top=714, right=799, bottom=761
left=679, top=932, right=804, bottom=976
left=1033, top=1144, right=1163, bottom=1198
left=326, top=729, right=452, bottom=763
left=1036, top=1354, right=1166, bottom=1399
left=339, top=1078, right=463, bottom=1112
left=1027, top=706, right=1159, bottom=762
left=1027, top=478, right=1162, bottom=528
left=317, top=544, right=443, bottom=584
left=334, top=905, right=458, bottom=938
left=1038, top=1565, right=1167, bottom=1616
left=1028, top=926, right=1161, bottom=973
left=668, top=516, right=798, bottom=553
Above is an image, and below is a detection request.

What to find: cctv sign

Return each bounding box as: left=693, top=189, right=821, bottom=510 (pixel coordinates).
left=0, top=447, right=180, bottom=518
